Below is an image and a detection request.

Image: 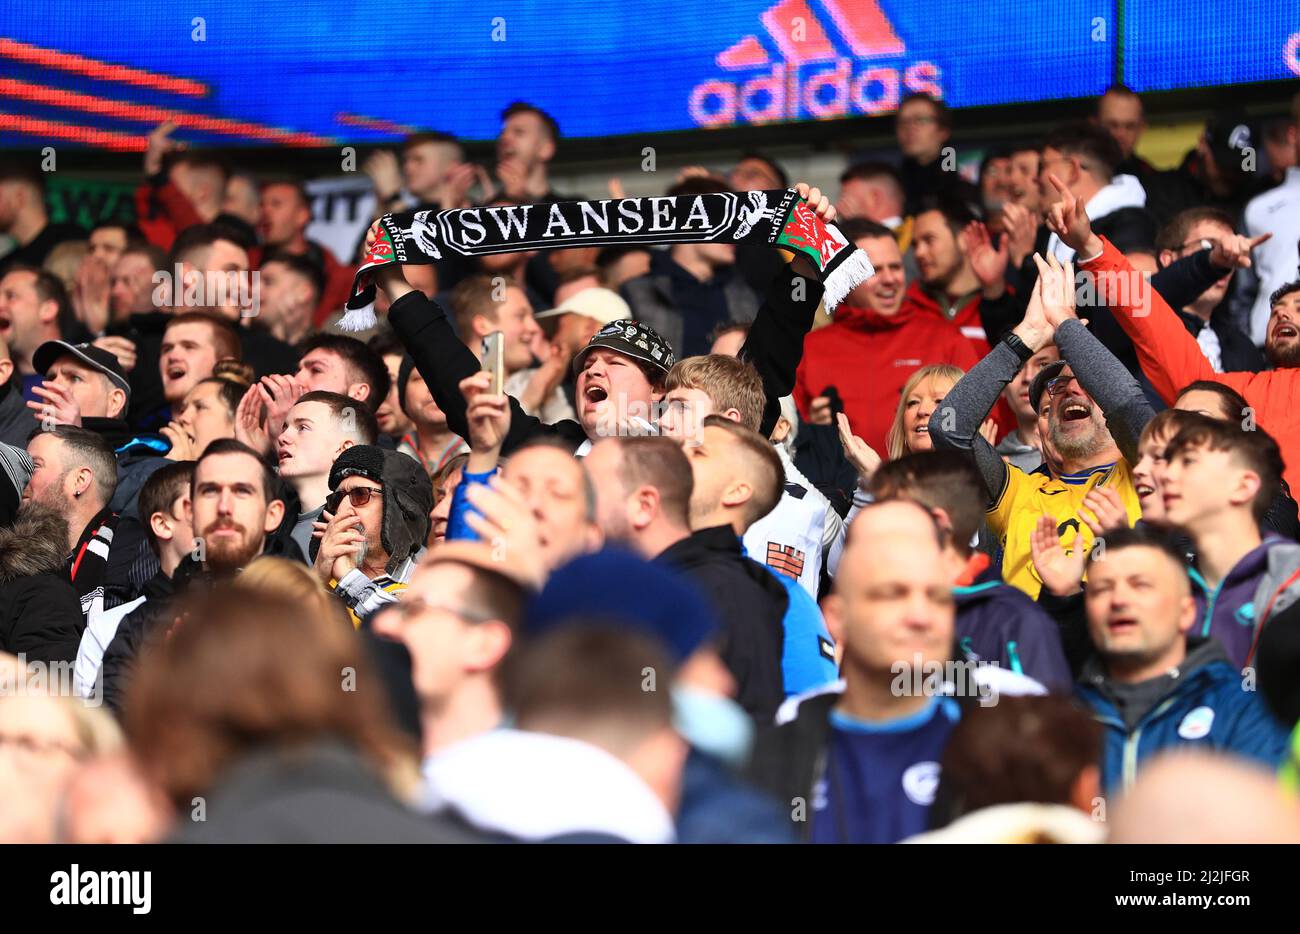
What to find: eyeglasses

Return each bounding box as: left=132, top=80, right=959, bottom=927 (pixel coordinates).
left=380, top=595, right=500, bottom=626
left=1180, top=237, right=1222, bottom=254
left=325, top=486, right=384, bottom=513
left=1045, top=374, right=1079, bottom=398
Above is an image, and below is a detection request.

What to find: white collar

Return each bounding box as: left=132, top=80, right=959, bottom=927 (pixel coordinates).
left=422, top=729, right=675, bottom=843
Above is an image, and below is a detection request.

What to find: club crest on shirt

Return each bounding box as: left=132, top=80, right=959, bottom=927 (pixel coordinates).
left=901, top=761, right=941, bottom=806
left=767, top=542, right=806, bottom=579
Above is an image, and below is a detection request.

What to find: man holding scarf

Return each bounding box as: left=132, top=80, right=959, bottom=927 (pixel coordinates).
left=359, top=184, right=852, bottom=456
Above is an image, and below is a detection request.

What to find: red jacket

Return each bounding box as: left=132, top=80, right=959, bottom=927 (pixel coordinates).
left=1082, top=236, right=1300, bottom=493
left=794, top=302, right=980, bottom=456
left=133, top=180, right=204, bottom=253
left=314, top=245, right=358, bottom=326
left=904, top=281, right=1018, bottom=439
left=904, top=280, right=991, bottom=355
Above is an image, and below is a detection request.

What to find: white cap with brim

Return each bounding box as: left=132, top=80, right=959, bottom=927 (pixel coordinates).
left=533, top=287, right=631, bottom=325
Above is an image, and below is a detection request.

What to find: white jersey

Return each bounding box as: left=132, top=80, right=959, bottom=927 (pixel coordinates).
left=74, top=594, right=145, bottom=700
left=743, top=445, right=845, bottom=599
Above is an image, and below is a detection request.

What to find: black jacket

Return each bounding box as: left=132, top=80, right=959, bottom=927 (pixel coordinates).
left=0, top=377, right=31, bottom=449
left=168, top=742, right=487, bottom=844
left=0, top=508, right=85, bottom=665
left=99, top=522, right=305, bottom=713
left=656, top=525, right=787, bottom=723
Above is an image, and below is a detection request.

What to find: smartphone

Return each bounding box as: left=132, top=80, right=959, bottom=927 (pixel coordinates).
left=481, top=331, right=504, bottom=395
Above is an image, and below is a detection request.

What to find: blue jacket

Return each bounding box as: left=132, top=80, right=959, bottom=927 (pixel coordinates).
left=1076, top=641, right=1291, bottom=797
left=954, top=580, right=1072, bottom=691
left=764, top=565, right=838, bottom=696
left=676, top=748, right=795, bottom=844
left=446, top=466, right=497, bottom=542
left=1188, top=537, right=1300, bottom=669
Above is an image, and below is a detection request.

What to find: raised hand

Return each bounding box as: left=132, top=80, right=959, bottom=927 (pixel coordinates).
left=1013, top=255, right=1056, bottom=352
left=144, top=121, right=185, bottom=176
left=460, top=371, right=511, bottom=473
left=259, top=374, right=303, bottom=442
left=999, top=201, right=1038, bottom=268
left=314, top=511, right=366, bottom=584
left=1210, top=232, right=1272, bottom=271
left=837, top=412, right=881, bottom=485
left=363, top=220, right=415, bottom=301
left=73, top=256, right=112, bottom=334
left=961, top=220, right=1010, bottom=296
left=27, top=381, right=82, bottom=428
left=464, top=474, right=548, bottom=588
left=234, top=383, right=271, bottom=455
left=1029, top=513, right=1086, bottom=596
left=93, top=336, right=137, bottom=373
left=788, top=182, right=837, bottom=279
left=160, top=422, right=195, bottom=461
left=363, top=149, right=403, bottom=202
left=1031, top=252, right=1078, bottom=329
left=1044, top=173, right=1100, bottom=257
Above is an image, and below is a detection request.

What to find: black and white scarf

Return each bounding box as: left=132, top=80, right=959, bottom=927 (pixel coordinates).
left=340, top=189, right=874, bottom=331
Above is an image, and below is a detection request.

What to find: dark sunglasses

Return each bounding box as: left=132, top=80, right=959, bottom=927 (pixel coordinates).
left=326, top=486, right=384, bottom=513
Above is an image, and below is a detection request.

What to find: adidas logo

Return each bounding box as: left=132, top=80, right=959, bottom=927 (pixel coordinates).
left=688, top=0, right=942, bottom=128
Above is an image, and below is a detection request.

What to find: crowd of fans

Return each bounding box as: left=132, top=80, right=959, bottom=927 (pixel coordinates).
left=2, top=85, right=1300, bottom=844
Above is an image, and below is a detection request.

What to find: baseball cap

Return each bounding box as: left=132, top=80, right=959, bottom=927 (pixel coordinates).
left=571, top=318, right=676, bottom=378
left=32, top=340, right=131, bottom=399
left=1204, top=111, right=1256, bottom=181
left=533, top=287, right=631, bottom=325
left=1028, top=359, right=1070, bottom=415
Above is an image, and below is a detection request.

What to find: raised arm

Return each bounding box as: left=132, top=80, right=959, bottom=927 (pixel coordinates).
left=930, top=264, right=1056, bottom=501
left=377, top=257, right=549, bottom=454
left=1044, top=172, right=1269, bottom=405
left=739, top=183, right=834, bottom=437
left=1030, top=253, right=1156, bottom=465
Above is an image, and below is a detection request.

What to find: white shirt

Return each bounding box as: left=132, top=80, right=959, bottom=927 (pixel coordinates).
left=743, top=444, right=845, bottom=599
left=1195, top=323, right=1224, bottom=372
left=1237, top=166, right=1300, bottom=346
left=1047, top=174, right=1147, bottom=262
left=74, top=595, right=145, bottom=699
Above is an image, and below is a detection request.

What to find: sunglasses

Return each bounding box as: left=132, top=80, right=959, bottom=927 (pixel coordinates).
left=1045, top=374, right=1079, bottom=398
left=325, top=486, right=384, bottom=513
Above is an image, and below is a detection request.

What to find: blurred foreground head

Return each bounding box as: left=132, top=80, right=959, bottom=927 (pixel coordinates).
left=123, top=584, right=414, bottom=808
left=1108, top=750, right=1300, bottom=844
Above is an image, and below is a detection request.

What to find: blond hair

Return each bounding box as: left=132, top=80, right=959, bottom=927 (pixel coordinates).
left=664, top=354, right=766, bottom=432
left=886, top=363, right=965, bottom=461
left=239, top=556, right=352, bottom=629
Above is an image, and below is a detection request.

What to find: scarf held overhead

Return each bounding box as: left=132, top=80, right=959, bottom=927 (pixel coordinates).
left=340, top=189, right=874, bottom=331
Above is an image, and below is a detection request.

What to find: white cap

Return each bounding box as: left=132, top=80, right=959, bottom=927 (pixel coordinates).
left=533, top=287, right=631, bottom=326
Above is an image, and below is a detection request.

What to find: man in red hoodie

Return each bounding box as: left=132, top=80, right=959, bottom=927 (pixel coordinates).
left=794, top=220, right=979, bottom=455
left=908, top=195, right=1021, bottom=360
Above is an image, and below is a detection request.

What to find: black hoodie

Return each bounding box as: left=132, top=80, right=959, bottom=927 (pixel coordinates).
left=656, top=525, right=787, bottom=723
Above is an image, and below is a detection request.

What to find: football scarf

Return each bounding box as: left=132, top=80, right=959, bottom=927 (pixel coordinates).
left=339, top=188, right=875, bottom=331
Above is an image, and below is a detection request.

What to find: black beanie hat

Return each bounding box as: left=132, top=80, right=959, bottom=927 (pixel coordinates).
left=326, top=445, right=433, bottom=574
